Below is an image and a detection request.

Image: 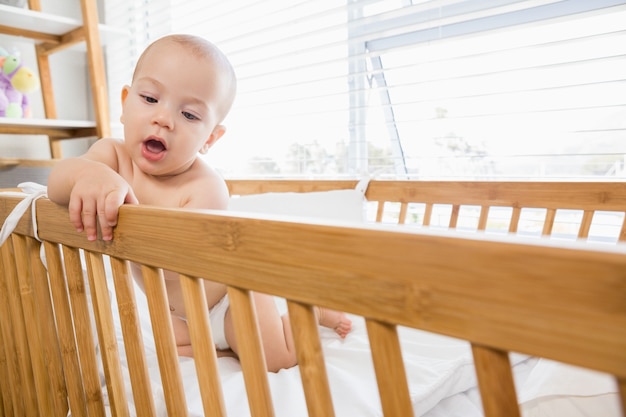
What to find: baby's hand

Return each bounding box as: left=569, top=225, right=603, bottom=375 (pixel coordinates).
left=68, top=174, right=138, bottom=241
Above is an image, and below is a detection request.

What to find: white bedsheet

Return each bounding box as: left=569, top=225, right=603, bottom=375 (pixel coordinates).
left=107, top=286, right=620, bottom=417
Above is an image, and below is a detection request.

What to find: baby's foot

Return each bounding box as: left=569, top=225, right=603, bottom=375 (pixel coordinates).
left=317, top=307, right=352, bottom=338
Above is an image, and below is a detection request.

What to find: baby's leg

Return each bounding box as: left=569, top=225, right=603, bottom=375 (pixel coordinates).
left=224, top=293, right=297, bottom=372
left=223, top=294, right=353, bottom=372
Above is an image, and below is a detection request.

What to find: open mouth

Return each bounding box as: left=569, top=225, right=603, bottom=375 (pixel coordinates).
left=145, top=138, right=167, bottom=154
left=142, top=137, right=167, bottom=162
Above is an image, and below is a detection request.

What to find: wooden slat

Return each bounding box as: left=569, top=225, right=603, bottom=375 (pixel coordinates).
left=18, top=236, right=62, bottom=416
left=287, top=300, right=335, bottom=417
left=141, top=265, right=188, bottom=417
left=0, top=319, right=13, bottom=416
left=542, top=208, right=556, bottom=236
left=423, top=203, right=433, bottom=226
left=110, top=256, right=157, bottom=417
left=477, top=205, right=489, bottom=231
left=0, top=304, right=14, bottom=416
left=31, top=242, right=69, bottom=417
left=5, top=235, right=39, bottom=416
left=376, top=201, right=385, bottom=223
left=449, top=204, right=460, bottom=228
left=398, top=202, right=408, bottom=224
left=509, top=207, right=521, bottom=233
left=59, top=245, right=106, bottom=417
left=85, top=251, right=129, bottom=417
left=0, top=242, right=22, bottom=416
left=179, top=274, right=227, bottom=417
left=472, top=344, right=521, bottom=417
left=618, top=377, right=626, bottom=416
left=619, top=216, right=626, bottom=242
left=227, top=286, right=275, bottom=417
left=45, top=242, right=90, bottom=417
left=578, top=210, right=594, bottom=239
left=366, top=319, right=412, bottom=416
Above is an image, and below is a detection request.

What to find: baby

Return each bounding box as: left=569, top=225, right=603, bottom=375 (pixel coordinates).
left=47, top=34, right=351, bottom=372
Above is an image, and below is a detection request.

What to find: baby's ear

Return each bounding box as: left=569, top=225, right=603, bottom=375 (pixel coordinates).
left=120, top=86, right=130, bottom=124
left=200, top=125, right=226, bottom=154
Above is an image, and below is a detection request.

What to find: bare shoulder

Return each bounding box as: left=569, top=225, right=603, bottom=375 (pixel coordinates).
left=84, top=138, right=128, bottom=168
left=180, top=159, right=230, bottom=210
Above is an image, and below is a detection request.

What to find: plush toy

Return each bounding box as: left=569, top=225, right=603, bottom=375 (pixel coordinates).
left=0, top=47, right=40, bottom=118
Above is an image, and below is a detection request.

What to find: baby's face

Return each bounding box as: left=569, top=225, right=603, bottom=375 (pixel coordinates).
left=120, top=40, right=227, bottom=177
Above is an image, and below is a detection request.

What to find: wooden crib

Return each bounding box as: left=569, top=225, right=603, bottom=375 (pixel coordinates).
left=0, top=180, right=625, bottom=417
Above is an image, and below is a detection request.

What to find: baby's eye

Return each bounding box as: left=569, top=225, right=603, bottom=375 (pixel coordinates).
left=182, top=111, right=199, bottom=121
left=140, top=94, right=158, bottom=104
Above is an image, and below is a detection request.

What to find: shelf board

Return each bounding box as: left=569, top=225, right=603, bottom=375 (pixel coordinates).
left=0, top=118, right=97, bottom=138
left=0, top=157, right=58, bottom=168
left=0, top=4, right=128, bottom=45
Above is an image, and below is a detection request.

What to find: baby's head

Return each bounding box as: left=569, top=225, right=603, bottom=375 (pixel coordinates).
left=132, top=34, right=237, bottom=124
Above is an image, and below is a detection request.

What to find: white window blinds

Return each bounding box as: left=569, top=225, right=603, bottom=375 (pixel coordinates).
left=103, top=0, right=626, bottom=179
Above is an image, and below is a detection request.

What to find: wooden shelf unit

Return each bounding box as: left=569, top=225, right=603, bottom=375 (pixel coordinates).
left=0, top=0, right=125, bottom=162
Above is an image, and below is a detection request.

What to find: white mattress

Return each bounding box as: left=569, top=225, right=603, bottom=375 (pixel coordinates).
left=105, top=286, right=620, bottom=417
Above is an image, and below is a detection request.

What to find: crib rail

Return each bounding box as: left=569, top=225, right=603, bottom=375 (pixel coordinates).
left=227, top=180, right=626, bottom=241
left=1, top=183, right=626, bottom=417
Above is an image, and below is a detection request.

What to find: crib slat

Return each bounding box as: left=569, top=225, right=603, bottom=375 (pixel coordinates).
left=179, top=274, right=227, bottom=417
left=365, top=319, right=413, bottom=417
left=0, top=322, right=13, bottom=417
left=542, top=208, right=556, bottom=236
left=449, top=204, right=460, bottom=228
left=0, top=241, right=25, bottom=417
left=13, top=235, right=52, bottom=417
left=227, top=286, right=275, bottom=417
left=4, top=236, right=39, bottom=416
left=0, top=310, right=14, bottom=416
left=423, top=203, right=433, bottom=226
left=141, top=264, right=189, bottom=417
left=287, top=300, right=335, bottom=417
left=618, top=377, right=626, bottom=416
left=477, top=206, right=490, bottom=231
left=375, top=201, right=385, bottom=223
left=509, top=207, right=521, bottom=233
left=44, top=243, right=91, bottom=417
left=578, top=210, right=593, bottom=239
left=472, top=344, right=521, bottom=417
left=30, top=241, right=68, bottom=417
left=398, top=202, right=408, bottom=225
left=85, top=251, right=130, bottom=417
left=60, top=245, right=106, bottom=417
left=619, top=216, right=626, bottom=242
left=110, top=256, right=158, bottom=417
left=23, top=236, right=68, bottom=416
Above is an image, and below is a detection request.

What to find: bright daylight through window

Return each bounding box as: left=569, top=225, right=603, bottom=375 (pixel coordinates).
left=104, top=0, right=626, bottom=179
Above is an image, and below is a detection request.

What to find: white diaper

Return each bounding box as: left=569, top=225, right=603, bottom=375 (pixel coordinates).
left=209, top=294, right=230, bottom=350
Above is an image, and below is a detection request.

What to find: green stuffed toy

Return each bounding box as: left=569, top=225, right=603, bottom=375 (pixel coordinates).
left=0, top=47, right=40, bottom=118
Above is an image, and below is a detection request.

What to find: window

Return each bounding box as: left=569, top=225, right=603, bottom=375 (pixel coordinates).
left=103, top=0, right=626, bottom=179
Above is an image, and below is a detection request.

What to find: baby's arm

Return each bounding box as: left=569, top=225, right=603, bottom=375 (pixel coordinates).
left=48, top=139, right=138, bottom=241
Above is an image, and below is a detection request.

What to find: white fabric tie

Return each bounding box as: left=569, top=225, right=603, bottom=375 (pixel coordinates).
left=0, top=182, right=48, bottom=246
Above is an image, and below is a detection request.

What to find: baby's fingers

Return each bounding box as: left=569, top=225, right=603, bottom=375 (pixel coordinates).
left=98, top=213, right=115, bottom=241
left=77, top=200, right=99, bottom=241
left=67, top=197, right=87, bottom=234
left=100, top=189, right=130, bottom=240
